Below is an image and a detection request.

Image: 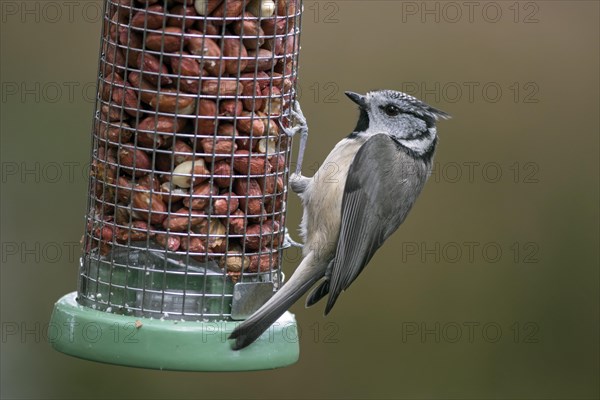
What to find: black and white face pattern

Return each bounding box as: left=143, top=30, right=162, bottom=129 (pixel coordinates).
left=349, top=90, right=450, bottom=159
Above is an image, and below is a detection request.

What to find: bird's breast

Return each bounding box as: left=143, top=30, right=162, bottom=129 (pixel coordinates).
left=300, top=137, right=366, bottom=257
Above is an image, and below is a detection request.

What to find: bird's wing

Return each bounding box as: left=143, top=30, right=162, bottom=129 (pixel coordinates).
left=324, top=134, right=423, bottom=315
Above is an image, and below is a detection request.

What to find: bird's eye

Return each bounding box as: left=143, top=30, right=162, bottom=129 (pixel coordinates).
left=382, top=104, right=401, bottom=117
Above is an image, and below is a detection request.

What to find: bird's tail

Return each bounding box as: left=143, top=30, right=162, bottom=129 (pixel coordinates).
left=229, top=252, right=326, bottom=350
left=305, top=279, right=330, bottom=308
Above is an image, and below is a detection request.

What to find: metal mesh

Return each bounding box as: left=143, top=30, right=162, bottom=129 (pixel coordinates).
left=79, top=0, right=302, bottom=321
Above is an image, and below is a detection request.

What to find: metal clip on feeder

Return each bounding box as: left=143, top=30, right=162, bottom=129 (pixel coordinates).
left=50, top=0, right=304, bottom=371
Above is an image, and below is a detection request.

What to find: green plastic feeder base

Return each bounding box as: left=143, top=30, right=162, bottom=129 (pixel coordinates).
left=49, top=292, right=299, bottom=371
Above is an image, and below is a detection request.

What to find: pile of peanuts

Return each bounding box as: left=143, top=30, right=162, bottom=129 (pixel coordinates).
left=88, top=0, right=300, bottom=279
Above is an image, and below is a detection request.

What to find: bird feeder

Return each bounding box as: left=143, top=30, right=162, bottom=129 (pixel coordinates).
left=50, top=0, right=303, bottom=371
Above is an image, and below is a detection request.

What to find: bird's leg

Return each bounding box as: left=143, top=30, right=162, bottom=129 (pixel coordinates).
left=289, top=174, right=310, bottom=194
left=285, top=101, right=310, bottom=194
left=281, top=101, right=308, bottom=248
left=292, top=102, right=309, bottom=177
left=282, top=101, right=309, bottom=177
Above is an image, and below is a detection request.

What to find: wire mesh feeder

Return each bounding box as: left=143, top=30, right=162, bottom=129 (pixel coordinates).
left=50, top=0, right=303, bottom=371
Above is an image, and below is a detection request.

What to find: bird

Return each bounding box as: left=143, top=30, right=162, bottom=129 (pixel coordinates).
left=229, top=89, right=450, bottom=350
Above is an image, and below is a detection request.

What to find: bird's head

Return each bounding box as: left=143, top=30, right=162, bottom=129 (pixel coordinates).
left=346, top=89, right=450, bottom=158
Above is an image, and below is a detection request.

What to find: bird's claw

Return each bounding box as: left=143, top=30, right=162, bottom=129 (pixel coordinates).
left=281, top=101, right=309, bottom=176
left=283, top=228, right=303, bottom=248
left=290, top=101, right=307, bottom=133
left=282, top=101, right=308, bottom=138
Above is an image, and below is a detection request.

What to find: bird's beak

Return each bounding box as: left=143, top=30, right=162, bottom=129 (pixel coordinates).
left=345, top=91, right=367, bottom=109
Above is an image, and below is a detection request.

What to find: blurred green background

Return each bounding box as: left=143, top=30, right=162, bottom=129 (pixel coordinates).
left=1, top=1, right=598, bottom=399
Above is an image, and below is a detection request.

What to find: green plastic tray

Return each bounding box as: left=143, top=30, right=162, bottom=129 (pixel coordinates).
left=49, top=292, right=299, bottom=371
